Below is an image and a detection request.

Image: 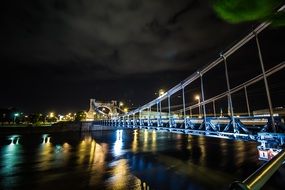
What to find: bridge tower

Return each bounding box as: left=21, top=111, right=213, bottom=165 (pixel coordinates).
left=86, top=99, right=119, bottom=120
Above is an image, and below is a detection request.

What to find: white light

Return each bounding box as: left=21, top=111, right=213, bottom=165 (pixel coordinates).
left=113, top=130, right=123, bottom=156
left=195, top=95, right=200, bottom=100
left=159, top=89, right=165, bottom=96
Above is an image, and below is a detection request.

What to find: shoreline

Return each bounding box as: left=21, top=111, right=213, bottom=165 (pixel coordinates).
left=0, top=121, right=120, bottom=134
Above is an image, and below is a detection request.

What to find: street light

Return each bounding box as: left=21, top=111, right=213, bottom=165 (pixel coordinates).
left=124, top=108, right=128, bottom=113
left=159, top=89, right=165, bottom=96
left=49, top=112, right=54, bottom=118
left=157, top=89, right=165, bottom=124
left=195, top=95, right=201, bottom=117
left=119, top=102, right=124, bottom=113
left=14, top=113, right=19, bottom=124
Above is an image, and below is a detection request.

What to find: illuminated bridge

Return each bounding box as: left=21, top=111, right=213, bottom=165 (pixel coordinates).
left=93, top=6, right=285, bottom=189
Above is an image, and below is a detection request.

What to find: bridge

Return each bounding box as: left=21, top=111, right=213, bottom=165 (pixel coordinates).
left=92, top=6, right=285, bottom=189
left=86, top=99, right=125, bottom=120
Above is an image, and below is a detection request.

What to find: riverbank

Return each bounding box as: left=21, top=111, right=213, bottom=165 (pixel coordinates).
left=0, top=121, right=120, bottom=134
left=0, top=124, right=80, bottom=134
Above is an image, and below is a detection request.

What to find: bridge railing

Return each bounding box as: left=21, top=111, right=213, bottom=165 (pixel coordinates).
left=230, top=149, right=285, bottom=190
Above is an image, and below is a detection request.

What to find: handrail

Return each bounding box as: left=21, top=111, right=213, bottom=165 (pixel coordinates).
left=229, top=149, right=285, bottom=190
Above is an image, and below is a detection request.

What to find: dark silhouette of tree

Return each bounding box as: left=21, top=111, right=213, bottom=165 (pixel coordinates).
left=75, top=111, right=87, bottom=121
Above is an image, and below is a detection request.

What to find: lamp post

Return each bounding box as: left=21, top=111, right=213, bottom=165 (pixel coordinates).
left=195, top=95, right=201, bottom=117
left=14, top=113, right=19, bottom=124
left=48, top=112, right=54, bottom=123
left=119, top=102, right=124, bottom=110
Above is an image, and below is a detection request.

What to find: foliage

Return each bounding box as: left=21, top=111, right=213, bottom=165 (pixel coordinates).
left=75, top=111, right=86, bottom=121
left=212, top=0, right=285, bottom=26
left=28, top=113, right=45, bottom=124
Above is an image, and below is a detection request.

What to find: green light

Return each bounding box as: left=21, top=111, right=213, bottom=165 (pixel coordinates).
left=212, top=0, right=282, bottom=23
left=14, top=113, right=19, bottom=117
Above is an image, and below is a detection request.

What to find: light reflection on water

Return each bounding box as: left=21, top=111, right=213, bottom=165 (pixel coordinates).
left=0, top=142, right=23, bottom=189
left=113, top=130, right=123, bottom=156
left=0, top=130, right=284, bottom=190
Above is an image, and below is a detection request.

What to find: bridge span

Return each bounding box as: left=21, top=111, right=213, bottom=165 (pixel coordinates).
left=95, top=5, right=285, bottom=157
left=93, top=6, right=285, bottom=190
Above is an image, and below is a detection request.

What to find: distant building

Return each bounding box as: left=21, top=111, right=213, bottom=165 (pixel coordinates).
left=253, top=107, right=285, bottom=117
left=138, top=111, right=171, bottom=119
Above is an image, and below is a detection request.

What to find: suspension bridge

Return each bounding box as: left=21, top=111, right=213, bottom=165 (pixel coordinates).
left=94, top=8, right=285, bottom=152
left=90, top=6, right=285, bottom=189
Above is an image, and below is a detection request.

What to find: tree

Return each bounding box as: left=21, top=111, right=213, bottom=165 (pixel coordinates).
left=212, top=0, right=285, bottom=26
left=75, top=111, right=87, bottom=121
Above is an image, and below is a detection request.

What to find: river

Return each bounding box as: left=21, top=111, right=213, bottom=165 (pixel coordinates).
left=0, top=129, right=284, bottom=190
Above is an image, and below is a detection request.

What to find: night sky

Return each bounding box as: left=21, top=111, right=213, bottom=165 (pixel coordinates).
left=1, top=0, right=284, bottom=114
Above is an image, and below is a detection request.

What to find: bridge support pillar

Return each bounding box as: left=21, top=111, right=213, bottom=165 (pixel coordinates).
left=156, top=102, right=160, bottom=127
left=148, top=107, right=151, bottom=126
left=244, top=86, right=251, bottom=116
left=133, top=113, right=135, bottom=127
left=159, top=101, right=162, bottom=126
left=182, top=87, right=186, bottom=128
left=221, top=55, right=236, bottom=132
left=127, top=115, right=130, bottom=127
left=255, top=33, right=276, bottom=132
left=200, top=73, right=207, bottom=127
left=139, top=111, right=142, bottom=126
left=168, top=95, right=172, bottom=127
left=213, top=100, right=216, bottom=117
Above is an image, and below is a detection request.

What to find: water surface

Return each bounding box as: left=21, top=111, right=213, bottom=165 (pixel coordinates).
left=0, top=129, right=285, bottom=190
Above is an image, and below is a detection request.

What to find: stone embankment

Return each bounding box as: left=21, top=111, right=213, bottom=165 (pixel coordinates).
left=0, top=121, right=118, bottom=134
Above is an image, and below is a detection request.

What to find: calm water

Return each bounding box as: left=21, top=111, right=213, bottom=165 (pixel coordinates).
left=0, top=129, right=285, bottom=190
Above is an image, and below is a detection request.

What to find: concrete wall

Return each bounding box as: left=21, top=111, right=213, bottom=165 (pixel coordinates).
left=0, top=125, right=81, bottom=134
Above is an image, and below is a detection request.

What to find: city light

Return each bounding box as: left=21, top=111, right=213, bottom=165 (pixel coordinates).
left=113, top=130, right=123, bottom=156
left=158, top=89, right=165, bottom=96
left=195, top=95, right=201, bottom=117
left=119, top=102, right=124, bottom=107
left=13, top=113, right=19, bottom=123
left=58, top=115, right=64, bottom=121
left=195, top=95, right=200, bottom=100
left=123, top=108, right=128, bottom=113
left=49, top=112, right=54, bottom=118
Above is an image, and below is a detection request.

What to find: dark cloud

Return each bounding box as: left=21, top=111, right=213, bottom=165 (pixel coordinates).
left=2, top=0, right=282, bottom=113
left=1, top=0, right=250, bottom=77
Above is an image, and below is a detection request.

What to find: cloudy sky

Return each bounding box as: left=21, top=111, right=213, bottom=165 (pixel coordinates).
left=0, top=0, right=284, bottom=113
